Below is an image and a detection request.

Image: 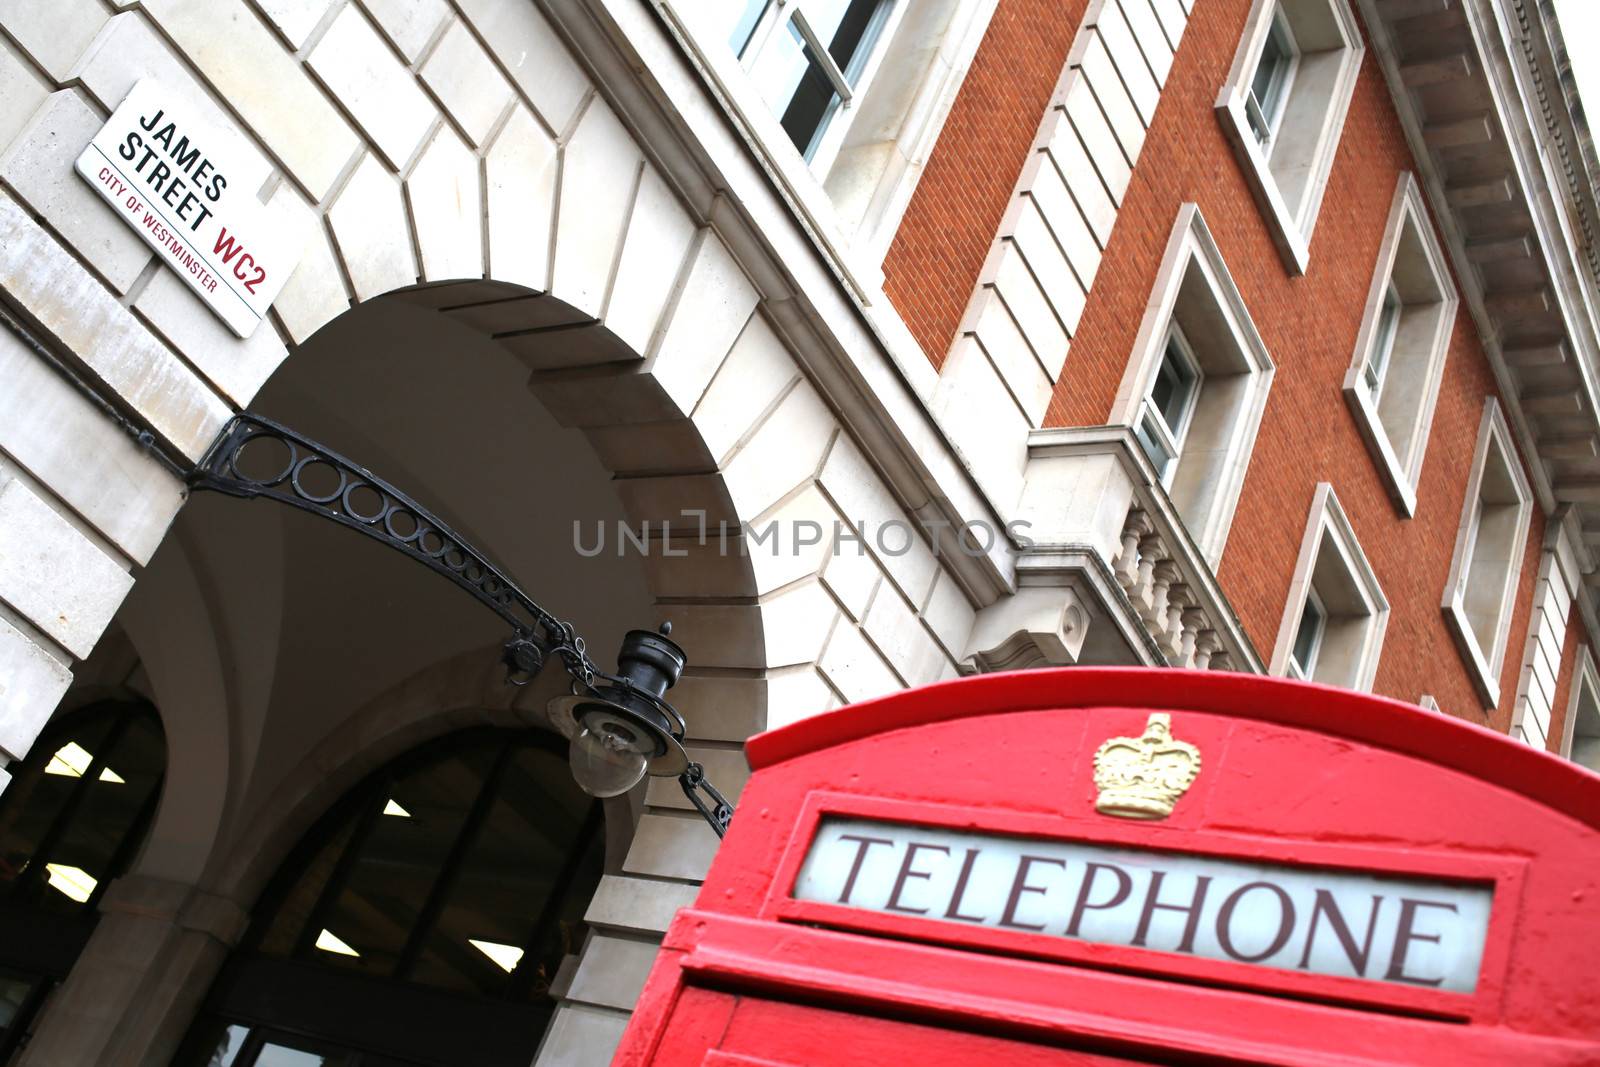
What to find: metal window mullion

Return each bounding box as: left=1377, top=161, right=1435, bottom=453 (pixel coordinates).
left=789, top=9, right=852, bottom=105
left=394, top=744, right=516, bottom=981
left=17, top=712, right=135, bottom=894
left=290, top=785, right=390, bottom=961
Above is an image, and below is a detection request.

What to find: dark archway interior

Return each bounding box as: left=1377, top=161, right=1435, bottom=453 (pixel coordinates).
left=176, top=726, right=603, bottom=1067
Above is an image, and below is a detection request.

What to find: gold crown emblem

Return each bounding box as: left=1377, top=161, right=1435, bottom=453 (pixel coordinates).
left=1092, top=713, right=1201, bottom=820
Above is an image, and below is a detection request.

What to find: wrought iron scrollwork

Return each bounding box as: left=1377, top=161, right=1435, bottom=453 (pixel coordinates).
left=187, top=412, right=725, bottom=836
left=187, top=413, right=608, bottom=682
left=680, top=762, right=733, bottom=838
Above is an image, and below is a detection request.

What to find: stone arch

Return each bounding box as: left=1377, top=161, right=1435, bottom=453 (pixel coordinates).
left=203, top=643, right=632, bottom=907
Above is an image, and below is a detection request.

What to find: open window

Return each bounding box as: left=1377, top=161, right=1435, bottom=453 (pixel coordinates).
left=1562, top=649, right=1600, bottom=772
left=1270, top=484, right=1389, bottom=690
left=1246, top=6, right=1299, bottom=144
left=1342, top=174, right=1458, bottom=515
left=1135, top=325, right=1202, bottom=487
left=1216, top=0, right=1364, bottom=273
left=729, top=0, right=899, bottom=164
left=1443, top=400, right=1534, bottom=708
left=690, top=0, right=994, bottom=256
left=1113, top=205, right=1275, bottom=565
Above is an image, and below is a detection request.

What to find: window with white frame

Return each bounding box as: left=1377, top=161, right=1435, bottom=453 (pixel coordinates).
left=715, top=0, right=897, bottom=162
left=1135, top=325, right=1202, bottom=487
left=1286, top=585, right=1326, bottom=680
left=1362, top=282, right=1401, bottom=394
left=1443, top=400, right=1533, bottom=708
left=1112, top=205, right=1275, bottom=566
left=1272, top=484, right=1389, bottom=690
left=690, top=0, right=995, bottom=256
left=1246, top=6, right=1299, bottom=145
left=1216, top=0, right=1364, bottom=273
left=1343, top=174, right=1458, bottom=515
left=1562, top=649, right=1600, bottom=772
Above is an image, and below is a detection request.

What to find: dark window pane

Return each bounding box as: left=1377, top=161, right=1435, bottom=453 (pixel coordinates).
left=310, top=744, right=498, bottom=979
left=778, top=0, right=885, bottom=157
left=255, top=818, right=362, bottom=959
left=407, top=745, right=600, bottom=997
left=33, top=714, right=164, bottom=913
left=1292, top=596, right=1324, bottom=671
left=0, top=716, right=118, bottom=898
left=0, top=971, right=34, bottom=1030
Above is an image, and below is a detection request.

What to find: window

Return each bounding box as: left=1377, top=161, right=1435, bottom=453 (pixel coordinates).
left=1362, top=283, right=1401, bottom=394
left=176, top=728, right=605, bottom=1067
left=1563, top=650, right=1600, bottom=772
left=1271, top=485, right=1389, bottom=690
left=729, top=0, right=895, bottom=162
left=1443, top=400, right=1534, bottom=708
left=1286, top=587, right=1326, bottom=679
left=687, top=0, right=993, bottom=255
left=1246, top=7, right=1299, bottom=144
left=0, top=701, right=165, bottom=1061
left=1135, top=326, right=1202, bottom=486
left=1343, top=174, right=1458, bottom=515
left=1216, top=0, right=1364, bottom=272
left=1112, top=205, right=1275, bottom=565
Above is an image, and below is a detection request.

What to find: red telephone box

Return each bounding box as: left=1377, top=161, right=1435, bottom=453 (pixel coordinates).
left=615, top=669, right=1600, bottom=1065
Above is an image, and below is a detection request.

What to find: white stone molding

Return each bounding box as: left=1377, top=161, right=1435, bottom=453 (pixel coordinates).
left=1510, top=515, right=1581, bottom=747
left=1444, top=399, right=1535, bottom=709
left=1267, top=483, right=1390, bottom=691
left=1109, top=204, right=1276, bottom=567
left=1214, top=0, right=1364, bottom=273
left=964, top=584, right=1091, bottom=672
left=1019, top=425, right=1265, bottom=673
left=926, top=0, right=1194, bottom=496
left=1340, top=172, right=1459, bottom=517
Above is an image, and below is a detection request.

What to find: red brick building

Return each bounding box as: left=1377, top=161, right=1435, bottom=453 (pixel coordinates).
left=886, top=0, right=1600, bottom=753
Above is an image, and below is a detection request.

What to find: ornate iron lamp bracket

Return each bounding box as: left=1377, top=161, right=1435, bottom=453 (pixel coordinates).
left=187, top=412, right=729, bottom=836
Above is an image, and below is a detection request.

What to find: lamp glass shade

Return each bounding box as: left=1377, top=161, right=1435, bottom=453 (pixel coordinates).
left=568, top=713, right=650, bottom=798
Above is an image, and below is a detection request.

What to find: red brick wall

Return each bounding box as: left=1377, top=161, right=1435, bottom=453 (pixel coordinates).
left=1041, top=0, right=1543, bottom=728
left=1548, top=608, right=1585, bottom=754
left=880, top=0, right=1087, bottom=369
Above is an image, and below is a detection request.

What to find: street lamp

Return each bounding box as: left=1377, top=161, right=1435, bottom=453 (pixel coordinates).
left=188, top=412, right=733, bottom=836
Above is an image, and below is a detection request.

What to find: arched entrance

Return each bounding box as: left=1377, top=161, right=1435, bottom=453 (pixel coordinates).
left=14, top=272, right=823, bottom=1065
left=175, top=726, right=602, bottom=1067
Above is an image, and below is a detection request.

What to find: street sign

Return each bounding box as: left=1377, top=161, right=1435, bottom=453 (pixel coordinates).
left=74, top=79, right=304, bottom=338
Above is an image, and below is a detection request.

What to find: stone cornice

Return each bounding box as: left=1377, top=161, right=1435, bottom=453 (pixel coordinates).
left=1358, top=0, right=1600, bottom=586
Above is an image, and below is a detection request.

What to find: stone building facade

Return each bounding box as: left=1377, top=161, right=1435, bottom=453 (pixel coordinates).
left=0, top=0, right=1595, bottom=1063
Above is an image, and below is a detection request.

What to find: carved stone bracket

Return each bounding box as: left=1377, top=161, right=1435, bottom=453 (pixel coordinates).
left=964, top=586, right=1091, bottom=673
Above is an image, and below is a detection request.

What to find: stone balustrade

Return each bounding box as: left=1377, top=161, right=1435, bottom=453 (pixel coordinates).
left=1112, top=507, right=1235, bottom=671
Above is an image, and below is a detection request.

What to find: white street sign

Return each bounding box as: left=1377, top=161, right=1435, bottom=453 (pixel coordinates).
left=74, top=79, right=305, bottom=338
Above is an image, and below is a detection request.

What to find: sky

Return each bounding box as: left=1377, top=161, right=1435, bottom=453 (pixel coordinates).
left=1551, top=0, right=1600, bottom=124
